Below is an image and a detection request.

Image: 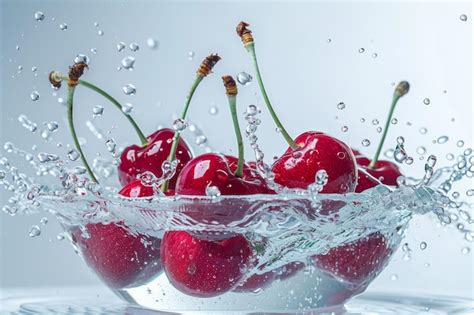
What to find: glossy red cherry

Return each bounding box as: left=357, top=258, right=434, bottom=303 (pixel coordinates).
left=355, top=167, right=382, bottom=193
left=72, top=180, right=165, bottom=288
left=272, top=132, right=358, bottom=193
left=118, top=128, right=192, bottom=188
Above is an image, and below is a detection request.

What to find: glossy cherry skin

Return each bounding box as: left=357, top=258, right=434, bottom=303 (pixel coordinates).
left=356, top=156, right=402, bottom=187
left=355, top=167, right=382, bottom=193
left=72, top=180, right=165, bottom=288
left=272, top=132, right=357, bottom=193
left=315, top=233, right=392, bottom=284
left=118, top=128, right=192, bottom=188
left=161, top=153, right=275, bottom=297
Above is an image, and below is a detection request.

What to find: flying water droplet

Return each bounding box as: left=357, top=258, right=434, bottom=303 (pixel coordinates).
left=67, top=149, right=80, bottom=161
left=390, top=274, right=398, bottom=281
left=121, top=103, right=134, bottom=114
left=336, top=102, right=345, bottom=110
left=460, top=14, right=468, bottom=21
left=117, top=42, right=126, bottom=52
left=40, top=217, right=48, bottom=225
left=461, top=247, right=470, bottom=254
left=105, top=139, right=117, bottom=153
left=376, top=127, right=382, bottom=133
left=372, top=53, right=378, bottom=58
left=147, top=38, right=159, bottom=50
left=419, top=127, right=428, bottom=134
left=97, top=30, right=104, bottom=36
left=437, top=136, right=449, bottom=144
left=341, top=126, right=348, bottom=132
left=423, top=98, right=431, bottom=105
left=205, top=186, right=221, bottom=198
left=34, top=11, right=45, bottom=21
left=391, top=118, right=398, bottom=125
left=188, top=51, right=195, bottom=60
left=416, top=146, right=426, bottom=155
left=236, top=72, right=252, bottom=86
left=29, top=225, right=41, bottom=237
left=372, top=119, right=379, bottom=125
left=122, top=83, right=136, bottom=95
left=246, top=105, right=259, bottom=116
left=59, top=23, right=68, bottom=30
left=30, top=91, right=40, bottom=101
left=420, top=242, right=427, bottom=250
left=209, top=106, right=218, bottom=115
left=18, top=115, right=37, bottom=132
left=358, top=48, right=365, bottom=53
left=121, top=56, right=136, bottom=70
left=173, top=119, right=188, bottom=131
left=92, top=105, right=104, bottom=117
left=129, top=43, right=139, bottom=52
left=74, top=54, right=89, bottom=65
left=457, top=140, right=465, bottom=147
left=361, top=139, right=370, bottom=147
left=45, top=122, right=59, bottom=132
left=196, top=135, right=207, bottom=146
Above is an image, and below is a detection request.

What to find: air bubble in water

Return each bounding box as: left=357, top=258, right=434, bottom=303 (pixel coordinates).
left=121, top=56, right=136, bottom=70
left=122, top=83, right=136, bottom=95
left=67, top=149, right=80, bottom=161
left=362, top=139, right=370, bottom=147
left=336, top=102, right=345, bottom=110
left=209, top=106, right=218, bottom=115
left=147, top=38, right=159, bottom=50
left=30, top=91, right=40, bottom=101
left=46, top=122, right=59, bottom=132
left=205, top=186, right=221, bottom=198
left=437, top=136, right=449, bottom=144
left=117, top=42, right=126, bottom=52
left=237, top=72, right=252, bottom=86
left=460, top=14, right=468, bottom=21
left=34, top=11, right=45, bottom=21
left=59, top=23, right=68, bottom=30
left=173, top=118, right=188, bottom=131
left=423, top=98, right=430, bottom=105
left=92, top=105, right=104, bottom=117
left=74, top=54, right=89, bottom=64
left=358, top=48, right=365, bottom=53
left=129, top=43, right=139, bottom=52
left=29, top=225, right=41, bottom=237
left=122, top=103, right=134, bottom=114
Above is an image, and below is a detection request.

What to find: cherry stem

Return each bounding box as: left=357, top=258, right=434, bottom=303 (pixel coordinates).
left=227, top=94, right=244, bottom=178
left=60, top=75, right=148, bottom=146
left=369, top=81, right=410, bottom=169
left=66, top=86, right=98, bottom=183
left=246, top=43, right=298, bottom=150
left=161, top=75, right=203, bottom=192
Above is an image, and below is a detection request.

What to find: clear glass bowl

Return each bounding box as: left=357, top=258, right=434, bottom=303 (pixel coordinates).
left=58, top=186, right=409, bottom=313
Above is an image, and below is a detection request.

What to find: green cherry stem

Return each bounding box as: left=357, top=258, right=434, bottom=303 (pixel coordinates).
left=161, top=54, right=221, bottom=192
left=223, top=75, right=244, bottom=177
left=60, top=75, right=148, bottom=146
left=369, top=81, right=410, bottom=169
left=66, top=86, right=98, bottom=183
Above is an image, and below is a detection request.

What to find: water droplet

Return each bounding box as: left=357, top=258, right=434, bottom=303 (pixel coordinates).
left=360, top=118, right=366, bottom=123
left=46, top=121, right=59, bottom=132
left=122, top=83, right=136, bottom=95
left=40, top=217, right=48, bottom=225
left=336, top=102, right=345, bottom=110
left=423, top=98, right=430, bottom=105
left=74, top=54, right=89, bottom=64
left=237, top=72, right=252, bottom=86
left=437, top=136, right=449, bottom=144
left=372, top=119, right=379, bottom=125
left=372, top=53, right=378, bottom=58
left=0, top=170, right=5, bottom=179
left=34, top=11, right=45, bottom=21
left=30, top=91, right=40, bottom=101
left=246, top=105, right=259, bottom=116
left=29, top=225, right=41, bottom=237
left=93, top=21, right=99, bottom=27
left=97, top=30, right=104, bottom=36
left=205, top=186, right=221, bottom=198
left=57, top=233, right=65, bottom=241
left=31, top=66, right=38, bottom=72
left=18, top=115, right=37, bottom=132
left=92, top=105, right=104, bottom=116
left=209, top=106, right=218, bottom=115
left=105, top=139, right=116, bottom=153
left=341, top=126, right=348, bottom=132
left=67, top=149, right=80, bottom=161
left=59, top=23, right=68, bottom=30
left=391, top=118, right=398, bottom=124
left=376, top=127, right=382, bottom=133
left=187, top=264, right=197, bottom=274
left=460, top=14, right=468, bottom=21
left=419, top=127, right=428, bottom=134
left=188, top=51, right=195, bottom=60
left=420, top=242, right=427, bottom=250
left=90, top=48, right=97, bottom=54
left=121, top=103, right=134, bottom=114
left=416, top=146, right=426, bottom=155
left=446, top=153, right=454, bottom=161
left=196, top=135, right=207, bottom=146
left=117, top=42, right=126, bottom=52
left=390, top=274, right=398, bottom=281
left=173, top=118, right=188, bottom=131
left=121, top=56, right=136, bottom=70
left=362, top=139, right=370, bottom=147
left=358, top=48, right=365, bottom=53
left=129, top=43, right=139, bottom=52
left=466, top=189, right=474, bottom=197
left=457, top=140, right=465, bottom=147
left=147, top=38, right=159, bottom=50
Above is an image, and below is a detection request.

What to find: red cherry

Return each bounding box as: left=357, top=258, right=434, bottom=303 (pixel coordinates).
left=162, top=153, right=274, bottom=297
left=314, top=233, right=392, bottom=284
left=356, top=156, right=402, bottom=187
left=118, top=128, right=192, bottom=188
left=355, top=167, right=382, bottom=193
left=272, top=132, right=358, bottom=193
left=72, top=180, right=166, bottom=288
left=161, top=231, right=252, bottom=297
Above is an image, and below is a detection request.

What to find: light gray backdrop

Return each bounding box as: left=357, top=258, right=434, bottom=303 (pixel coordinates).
left=0, top=0, right=472, bottom=298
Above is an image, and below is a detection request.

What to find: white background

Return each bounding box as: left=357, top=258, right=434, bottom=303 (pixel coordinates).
left=0, top=0, right=473, bottom=298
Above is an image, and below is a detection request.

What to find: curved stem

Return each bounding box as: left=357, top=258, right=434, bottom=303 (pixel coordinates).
left=161, top=75, right=203, bottom=192
left=246, top=43, right=298, bottom=150
left=369, top=94, right=402, bottom=169
left=60, top=76, right=147, bottom=146
left=227, top=95, right=244, bottom=177
left=66, top=86, right=98, bottom=183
